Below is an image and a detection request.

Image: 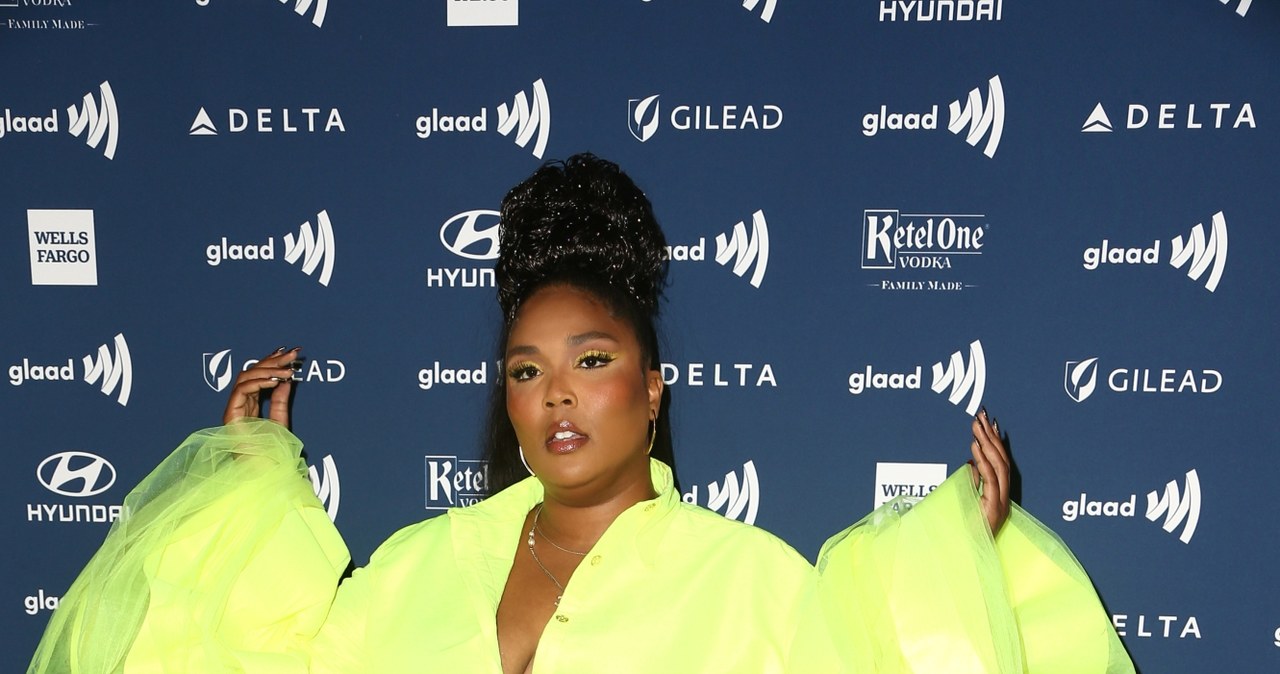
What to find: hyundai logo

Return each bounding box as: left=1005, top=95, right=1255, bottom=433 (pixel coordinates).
left=37, top=451, right=117, bottom=497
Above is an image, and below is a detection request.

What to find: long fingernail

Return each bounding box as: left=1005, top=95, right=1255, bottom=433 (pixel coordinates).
left=273, top=346, right=287, bottom=354
left=287, top=360, right=303, bottom=372
left=269, top=376, right=288, bottom=382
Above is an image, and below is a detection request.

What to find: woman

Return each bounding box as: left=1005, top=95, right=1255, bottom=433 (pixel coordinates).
left=31, top=155, right=1132, bottom=673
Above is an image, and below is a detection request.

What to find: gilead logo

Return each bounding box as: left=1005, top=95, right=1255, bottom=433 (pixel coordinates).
left=1063, top=357, right=1222, bottom=403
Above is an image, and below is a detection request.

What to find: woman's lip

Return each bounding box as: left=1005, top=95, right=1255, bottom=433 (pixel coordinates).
left=546, top=434, right=588, bottom=454
left=545, top=421, right=588, bottom=454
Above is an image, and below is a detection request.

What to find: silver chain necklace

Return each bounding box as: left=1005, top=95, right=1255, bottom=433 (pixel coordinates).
left=527, top=504, right=588, bottom=606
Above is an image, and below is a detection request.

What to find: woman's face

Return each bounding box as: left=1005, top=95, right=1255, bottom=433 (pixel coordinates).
left=504, top=284, right=662, bottom=502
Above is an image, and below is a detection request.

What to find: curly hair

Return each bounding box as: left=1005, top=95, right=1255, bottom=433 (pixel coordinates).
left=482, top=154, right=676, bottom=494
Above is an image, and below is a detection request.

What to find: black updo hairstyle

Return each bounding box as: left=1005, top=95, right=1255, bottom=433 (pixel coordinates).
left=482, top=153, right=676, bottom=495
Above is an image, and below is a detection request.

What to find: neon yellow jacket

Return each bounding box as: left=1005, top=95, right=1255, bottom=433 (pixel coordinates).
left=30, top=420, right=1133, bottom=673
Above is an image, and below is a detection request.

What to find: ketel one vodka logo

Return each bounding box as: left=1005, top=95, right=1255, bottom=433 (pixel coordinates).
left=861, top=209, right=987, bottom=291
left=8, top=333, right=133, bottom=406
left=1061, top=470, right=1201, bottom=544
left=847, top=340, right=985, bottom=416
left=1081, top=211, right=1228, bottom=292
left=663, top=210, right=770, bottom=288
left=682, top=460, right=760, bottom=524
left=415, top=79, right=550, bottom=159
left=424, top=456, right=489, bottom=510
left=862, top=75, right=1004, bottom=158
left=0, top=80, right=118, bottom=159
left=205, top=210, right=336, bottom=286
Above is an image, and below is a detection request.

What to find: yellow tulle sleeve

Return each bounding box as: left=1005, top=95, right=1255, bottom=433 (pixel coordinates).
left=810, top=465, right=1134, bottom=674
left=27, top=419, right=349, bottom=674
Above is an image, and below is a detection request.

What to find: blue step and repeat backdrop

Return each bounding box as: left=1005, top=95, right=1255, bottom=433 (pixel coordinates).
left=2, top=1, right=1277, bottom=671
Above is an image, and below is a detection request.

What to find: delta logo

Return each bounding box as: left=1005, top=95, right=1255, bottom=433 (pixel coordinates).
left=847, top=340, right=986, bottom=416
left=189, top=106, right=345, bottom=135
left=205, top=210, right=336, bottom=286
left=1081, top=210, right=1228, bottom=292
left=1081, top=101, right=1255, bottom=133
left=861, top=75, right=1004, bottom=158
left=415, top=79, right=550, bottom=159
left=0, top=80, right=118, bottom=159
left=663, top=209, right=770, bottom=288
left=1061, top=469, right=1201, bottom=544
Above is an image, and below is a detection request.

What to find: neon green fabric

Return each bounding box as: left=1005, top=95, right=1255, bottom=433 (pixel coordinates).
left=29, top=420, right=1133, bottom=673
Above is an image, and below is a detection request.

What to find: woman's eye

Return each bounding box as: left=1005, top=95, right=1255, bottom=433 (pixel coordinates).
left=577, top=351, right=617, bottom=369
left=508, top=363, right=540, bottom=382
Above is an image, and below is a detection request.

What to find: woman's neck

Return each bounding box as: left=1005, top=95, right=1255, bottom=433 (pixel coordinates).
left=535, top=468, right=658, bottom=552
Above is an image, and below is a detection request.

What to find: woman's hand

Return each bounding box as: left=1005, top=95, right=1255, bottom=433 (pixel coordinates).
left=969, top=408, right=1011, bottom=534
left=222, top=347, right=300, bottom=427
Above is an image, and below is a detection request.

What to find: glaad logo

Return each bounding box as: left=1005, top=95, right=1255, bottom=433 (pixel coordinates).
left=683, top=460, right=760, bottom=524
left=25, top=590, right=60, bottom=617
left=1112, top=613, right=1201, bottom=639
left=67, top=81, right=119, bottom=159
left=1219, top=0, right=1252, bottom=17
left=1146, top=470, right=1201, bottom=544
left=425, top=456, right=489, bottom=510
left=848, top=339, right=985, bottom=416
left=205, top=210, right=336, bottom=286
left=8, top=333, right=133, bottom=406
left=863, top=75, right=1003, bottom=158
left=37, top=452, right=117, bottom=498
left=1063, top=357, right=1221, bottom=402
left=879, top=0, right=1003, bottom=22
left=874, top=462, right=947, bottom=509
left=1081, top=101, right=1254, bottom=132
left=1061, top=470, right=1201, bottom=544
left=427, top=209, right=499, bottom=288
left=83, top=333, right=133, bottom=406
left=861, top=209, right=987, bottom=292
left=0, top=80, right=118, bottom=159
left=1082, top=211, right=1228, bottom=292
left=418, top=361, right=490, bottom=390
left=626, top=94, right=782, bottom=143
left=741, top=0, right=777, bottom=22
left=308, top=455, right=340, bottom=521
left=195, top=0, right=328, bottom=28
left=188, top=106, right=346, bottom=135
left=664, top=210, right=770, bottom=288
left=416, top=79, right=550, bottom=159
left=28, top=451, right=123, bottom=523
left=447, top=0, right=518, bottom=26
left=28, top=209, right=98, bottom=286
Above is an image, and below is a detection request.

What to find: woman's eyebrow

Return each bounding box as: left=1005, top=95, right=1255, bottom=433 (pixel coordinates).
left=506, top=344, right=538, bottom=357
left=568, top=331, right=618, bottom=346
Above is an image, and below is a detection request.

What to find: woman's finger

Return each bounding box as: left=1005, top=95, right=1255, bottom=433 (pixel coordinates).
left=222, top=348, right=300, bottom=425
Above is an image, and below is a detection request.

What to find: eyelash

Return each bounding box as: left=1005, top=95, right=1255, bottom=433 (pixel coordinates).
left=505, top=351, right=619, bottom=383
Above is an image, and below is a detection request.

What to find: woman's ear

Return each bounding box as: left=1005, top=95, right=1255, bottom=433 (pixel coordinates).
left=646, top=368, right=663, bottom=418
